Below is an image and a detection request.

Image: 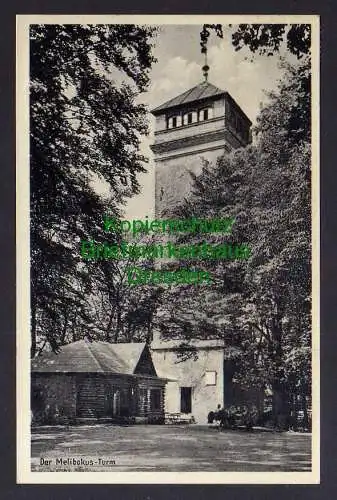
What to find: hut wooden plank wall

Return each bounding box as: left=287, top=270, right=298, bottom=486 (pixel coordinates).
left=31, top=340, right=166, bottom=425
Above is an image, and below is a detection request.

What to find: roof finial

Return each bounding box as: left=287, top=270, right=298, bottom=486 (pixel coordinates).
left=200, top=25, right=211, bottom=83
left=202, top=48, right=209, bottom=82
left=200, top=24, right=223, bottom=83
left=202, top=57, right=209, bottom=82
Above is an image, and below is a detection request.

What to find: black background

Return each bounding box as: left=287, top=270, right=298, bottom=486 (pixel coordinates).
left=1, top=1, right=336, bottom=498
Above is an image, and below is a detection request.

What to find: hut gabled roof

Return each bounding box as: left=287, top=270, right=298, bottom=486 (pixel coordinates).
left=31, top=340, right=156, bottom=376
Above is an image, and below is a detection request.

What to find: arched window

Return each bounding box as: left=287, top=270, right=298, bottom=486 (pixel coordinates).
left=199, top=107, right=213, bottom=121
left=167, top=115, right=181, bottom=129
left=168, top=117, right=176, bottom=129
left=183, top=111, right=198, bottom=125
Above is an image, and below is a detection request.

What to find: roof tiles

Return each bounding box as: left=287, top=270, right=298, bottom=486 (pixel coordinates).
left=31, top=340, right=147, bottom=374
left=152, top=81, right=226, bottom=115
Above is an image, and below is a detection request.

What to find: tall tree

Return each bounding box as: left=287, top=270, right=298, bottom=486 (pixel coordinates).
left=78, top=234, right=165, bottom=345
left=30, top=24, right=157, bottom=356
left=200, top=23, right=311, bottom=59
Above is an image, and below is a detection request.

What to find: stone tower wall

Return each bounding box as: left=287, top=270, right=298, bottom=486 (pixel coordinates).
left=155, top=148, right=223, bottom=218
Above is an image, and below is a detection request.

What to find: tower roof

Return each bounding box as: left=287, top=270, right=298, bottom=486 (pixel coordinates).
left=151, top=81, right=226, bottom=116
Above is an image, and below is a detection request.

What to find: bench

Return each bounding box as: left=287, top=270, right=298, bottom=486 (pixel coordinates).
left=165, top=412, right=195, bottom=424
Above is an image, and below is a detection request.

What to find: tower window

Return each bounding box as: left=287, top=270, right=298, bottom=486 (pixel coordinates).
left=183, top=111, right=198, bottom=125
left=168, top=115, right=181, bottom=129
left=199, top=107, right=213, bottom=121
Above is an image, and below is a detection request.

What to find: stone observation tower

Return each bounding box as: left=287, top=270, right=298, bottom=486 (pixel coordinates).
left=150, top=71, right=254, bottom=423
left=150, top=77, right=252, bottom=218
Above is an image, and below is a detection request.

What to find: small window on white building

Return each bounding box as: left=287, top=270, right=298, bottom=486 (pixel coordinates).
left=205, top=371, right=217, bottom=386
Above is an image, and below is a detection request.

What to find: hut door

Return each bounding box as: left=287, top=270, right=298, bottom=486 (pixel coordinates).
left=104, top=385, right=114, bottom=416
left=113, top=390, right=121, bottom=417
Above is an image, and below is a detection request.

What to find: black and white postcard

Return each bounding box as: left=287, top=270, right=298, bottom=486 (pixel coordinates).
left=16, top=14, right=320, bottom=483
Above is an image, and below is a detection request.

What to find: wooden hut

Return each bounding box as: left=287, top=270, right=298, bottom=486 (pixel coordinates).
left=31, top=340, right=166, bottom=425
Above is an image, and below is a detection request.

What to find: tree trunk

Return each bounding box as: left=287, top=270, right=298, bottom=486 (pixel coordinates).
left=272, top=381, right=290, bottom=431
left=114, top=307, right=122, bottom=343
left=271, top=315, right=290, bottom=430
left=60, top=308, right=69, bottom=345
left=145, top=317, right=152, bottom=344
left=301, top=391, right=310, bottom=431
left=105, top=309, right=114, bottom=342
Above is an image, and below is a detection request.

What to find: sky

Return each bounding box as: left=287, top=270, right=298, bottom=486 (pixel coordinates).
left=124, top=24, right=297, bottom=220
